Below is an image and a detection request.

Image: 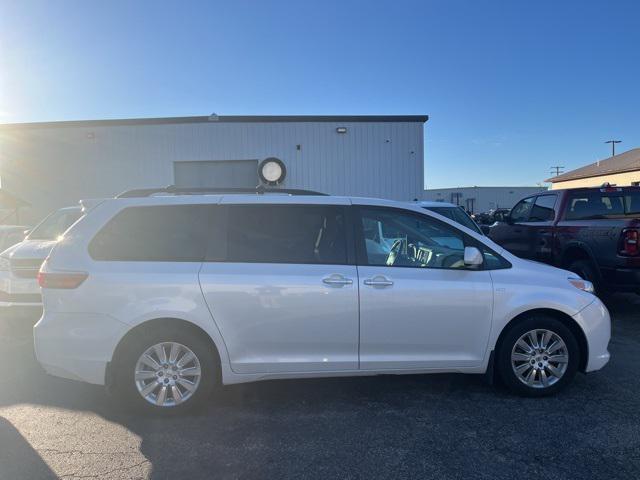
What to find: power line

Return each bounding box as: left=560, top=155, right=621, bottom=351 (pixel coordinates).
left=550, top=166, right=565, bottom=177
left=605, top=140, right=621, bottom=157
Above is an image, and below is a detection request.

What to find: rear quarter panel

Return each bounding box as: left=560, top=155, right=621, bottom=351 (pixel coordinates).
left=555, top=218, right=640, bottom=269
left=41, top=198, right=233, bottom=368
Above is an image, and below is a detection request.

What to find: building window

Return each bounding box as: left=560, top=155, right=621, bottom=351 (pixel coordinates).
left=465, top=198, right=476, bottom=214
left=450, top=192, right=463, bottom=205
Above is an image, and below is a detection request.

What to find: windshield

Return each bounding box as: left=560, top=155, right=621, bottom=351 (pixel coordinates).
left=27, top=208, right=82, bottom=240
left=425, top=206, right=483, bottom=234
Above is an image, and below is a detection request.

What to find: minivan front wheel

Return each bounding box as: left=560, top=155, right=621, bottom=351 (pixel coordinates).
left=115, top=327, right=216, bottom=414
left=497, top=315, right=579, bottom=396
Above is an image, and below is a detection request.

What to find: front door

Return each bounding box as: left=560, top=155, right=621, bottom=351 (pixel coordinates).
left=525, top=194, right=558, bottom=264
left=199, top=202, right=359, bottom=374
left=355, top=205, right=494, bottom=370
left=491, top=196, right=535, bottom=259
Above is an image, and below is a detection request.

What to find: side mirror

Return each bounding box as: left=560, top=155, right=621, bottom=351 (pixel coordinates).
left=505, top=215, right=514, bottom=225
left=464, top=246, right=484, bottom=267
left=480, top=225, right=491, bottom=235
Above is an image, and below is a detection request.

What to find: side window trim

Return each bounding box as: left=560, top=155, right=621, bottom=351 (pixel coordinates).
left=204, top=204, right=229, bottom=262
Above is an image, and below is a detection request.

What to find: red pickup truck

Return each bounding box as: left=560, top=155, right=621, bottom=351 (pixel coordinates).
left=488, top=185, right=640, bottom=295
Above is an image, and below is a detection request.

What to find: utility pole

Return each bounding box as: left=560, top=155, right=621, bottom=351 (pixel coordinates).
left=605, top=140, right=621, bottom=157
left=550, top=166, right=565, bottom=177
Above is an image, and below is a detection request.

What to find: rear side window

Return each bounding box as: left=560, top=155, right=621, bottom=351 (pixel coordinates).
left=565, top=192, right=639, bottom=219
left=226, top=205, right=347, bottom=264
left=89, top=205, right=214, bottom=261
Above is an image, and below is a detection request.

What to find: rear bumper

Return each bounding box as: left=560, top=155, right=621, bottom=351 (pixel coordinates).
left=0, top=303, right=43, bottom=321
left=600, top=266, right=640, bottom=293
left=573, top=299, right=611, bottom=372
left=34, top=312, right=129, bottom=385
left=0, top=304, right=43, bottom=339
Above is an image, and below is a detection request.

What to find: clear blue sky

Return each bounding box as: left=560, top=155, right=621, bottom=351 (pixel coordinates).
left=1, top=0, right=639, bottom=188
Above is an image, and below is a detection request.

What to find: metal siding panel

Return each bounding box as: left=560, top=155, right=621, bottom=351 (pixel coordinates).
left=1, top=120, right=425, bottom=224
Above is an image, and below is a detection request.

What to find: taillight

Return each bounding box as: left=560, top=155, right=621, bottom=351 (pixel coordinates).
left=37, top=271, right=88, bottom=289
left=620, top=229, right=639, bottom=256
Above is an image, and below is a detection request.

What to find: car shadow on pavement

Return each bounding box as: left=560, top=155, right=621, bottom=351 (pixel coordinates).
left=0, top=417, right=57, bottom=480
left=0, top=294, right=639, bottom=479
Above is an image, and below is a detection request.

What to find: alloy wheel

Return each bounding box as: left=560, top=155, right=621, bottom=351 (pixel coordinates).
left=511, top=329, right=569, bottom=389
left=134, top=342, right=202, bottom=407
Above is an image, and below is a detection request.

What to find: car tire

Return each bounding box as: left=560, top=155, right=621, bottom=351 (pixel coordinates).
left=497, top=314, right=580, bottom=397
left=113, top=326, right=217, bottom=415
left=568, top=259, right=603, bottom=296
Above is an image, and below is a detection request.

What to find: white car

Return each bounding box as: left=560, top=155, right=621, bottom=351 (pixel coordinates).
left=0, top=225, right=29, bottom=252
left=34, top=187, right=610, bottom=413
left=0, top=206, right=82, bottom=329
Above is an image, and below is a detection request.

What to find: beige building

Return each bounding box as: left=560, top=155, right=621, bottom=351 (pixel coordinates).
left=547, top=148, right=640, bottom=189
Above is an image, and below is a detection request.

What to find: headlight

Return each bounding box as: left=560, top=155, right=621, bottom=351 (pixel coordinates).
left=568, top=276, right=594, bottom=294
left=0, top=256, right=10, bottom=272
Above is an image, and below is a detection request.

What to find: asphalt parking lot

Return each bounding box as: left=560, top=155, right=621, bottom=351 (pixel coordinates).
left=1, top=296, right=639, bottom=480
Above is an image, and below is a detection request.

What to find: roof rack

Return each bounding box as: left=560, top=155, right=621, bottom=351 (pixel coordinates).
left=116, top=185, right=328, bottom=198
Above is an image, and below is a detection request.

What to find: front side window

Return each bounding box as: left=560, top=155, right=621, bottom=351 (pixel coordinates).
left=359, top=208, right=469, bottom=269
left=226, top=205, right=347, bottom=264
left=509, top=197, right=534, bottom=223
left=89, top=205, right=213, bottom=261
left=529, top=195, right=557, bottom=222
left=359, top=207, right=510, bottom=270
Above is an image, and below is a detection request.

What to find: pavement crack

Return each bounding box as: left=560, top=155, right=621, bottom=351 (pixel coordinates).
left=39, top=447, right=142, bottom=456
left=59, top=459, right=150, bottom=479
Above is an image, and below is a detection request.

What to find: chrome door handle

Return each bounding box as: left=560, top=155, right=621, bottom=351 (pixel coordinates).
left=322, top=275, right=353, bottom=286
left=364, top=276, right=394, bottom=287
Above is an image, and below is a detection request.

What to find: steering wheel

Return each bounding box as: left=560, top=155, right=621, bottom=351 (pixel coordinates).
left=386, top=238, right=405, bottom=266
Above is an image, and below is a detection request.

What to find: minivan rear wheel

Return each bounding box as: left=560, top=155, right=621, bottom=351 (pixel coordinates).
left=114, top=327, right=217, bottom=414
left=497, top=314, right=579, bottom=396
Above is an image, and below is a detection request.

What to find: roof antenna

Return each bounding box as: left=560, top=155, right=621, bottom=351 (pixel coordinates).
left=208, top=113, right=219, bottom=121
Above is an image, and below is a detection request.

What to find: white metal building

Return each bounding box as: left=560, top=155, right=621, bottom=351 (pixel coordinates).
left=422, top=186, right=548, bottom=214
left=0, top=115, right=427, bottom=225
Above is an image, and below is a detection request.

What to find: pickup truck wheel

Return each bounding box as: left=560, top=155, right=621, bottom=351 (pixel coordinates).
left=568, top=260, right=602, bottom=295
left=497, top=314, right=579, bottom=397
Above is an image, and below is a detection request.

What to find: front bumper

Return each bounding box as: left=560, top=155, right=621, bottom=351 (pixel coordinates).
left=573, top=298, right=611, bottom=372
left=34, top=312, right=129, bottom=385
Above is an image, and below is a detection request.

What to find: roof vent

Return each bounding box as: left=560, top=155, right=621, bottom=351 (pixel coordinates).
left=208, top=113, right=219, bottom=121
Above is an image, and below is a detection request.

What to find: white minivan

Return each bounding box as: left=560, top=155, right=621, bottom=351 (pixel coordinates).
left=34, top=188, right=610, bottom=413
